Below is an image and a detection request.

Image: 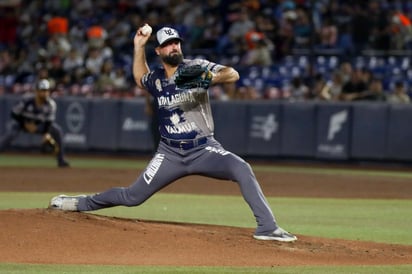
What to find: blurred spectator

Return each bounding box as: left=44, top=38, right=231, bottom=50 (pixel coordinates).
left=276, top=6, right=297, bottom=57
left=84, top=46, right=104, bottom=76
left=87, top=25, right=107, bottom=48
left=351, top=3, right=373, bottom=54
left=47, top=33, right=71, bottom=58
left=197, top=12, right=222, bottom=54
left=187, top=16, right=206, bottom=50
left=68, top=22, right=88, bottom=56
left=54, top=74, right=72, bottom=97
left=339, top=68, right=368, bottom=101
left=95, top=59, right=115, bottom=96
left=243, top=38, right=273, bottom=66
left=235, top=85, right=261, bottom=100
left=283, top=76, right=310, bottom=101
left=17, top=13, right=34, bottom=46
left=47, top=15, right=68, bottom=36
left=308, top=73, right=328, bottom=101
left=390, top=10, right=412, bottom=50
left=209, top=85, right=230, bottom=101
left=337, top=61, right=353, bottom=84
left=317, top=16, right=338, bottom=49
left=2, top=0, right=412, bottom=100
left=47, top=56, right=66, bottom=85
left=100, top=40, right=113, bottom=61
left=367, top=0, right=391, bottom=51
left=320, top=70, right=344, bottom=101
left=106, top=14, right=133, bottom=52
left=217, top=7, right=255, bottom=56
left=360, top=68, right=373, bottom=87
left=0, top=5, right=18, bottom=46
left=387, top=81, right=411, bottom=103
left=359, top=77, right=387, bottom=101
left=111, top=66, right=129, bottom=94
left=263, top=86, right=282, bottom=100
left=293, top=8, right=312, bottom=49
left=0, top=49, right=15, bottom=75
left=242, top=27, right=274, bottom=66
left=0, top=49, right=16, bottom=92
left=63, top=49, right=84, bottom=73
left=37, top=66, right=50, bottom=80
left=220, top=82, right=237, bottom=100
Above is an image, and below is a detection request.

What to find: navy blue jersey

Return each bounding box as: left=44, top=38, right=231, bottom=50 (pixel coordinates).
left=141, top=59, right=224, bottom=140
left=11, top=94, right=56, bottom=133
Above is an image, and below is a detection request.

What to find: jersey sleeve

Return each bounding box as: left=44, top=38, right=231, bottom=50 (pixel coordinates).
left=186, top=58, right=225, bottom=74
left=141, top=71, right=156, bottom=95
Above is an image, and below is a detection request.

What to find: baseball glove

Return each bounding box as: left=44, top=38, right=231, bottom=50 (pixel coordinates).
left=41, top=134, right=60, bottom=155
left=174, top=65, right=213, bottom=89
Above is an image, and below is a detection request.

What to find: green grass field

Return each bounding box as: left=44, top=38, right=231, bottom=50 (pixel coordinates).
left=0, top=154, right=411, bottom=273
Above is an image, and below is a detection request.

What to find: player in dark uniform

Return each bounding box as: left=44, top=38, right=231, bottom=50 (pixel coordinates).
left=49, top=26, right=296, bottom=242
left=0, top=79, right=70, bottom=167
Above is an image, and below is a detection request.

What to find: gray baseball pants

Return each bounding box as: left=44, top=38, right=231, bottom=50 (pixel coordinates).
left=77, top=137, right=278, bottom=235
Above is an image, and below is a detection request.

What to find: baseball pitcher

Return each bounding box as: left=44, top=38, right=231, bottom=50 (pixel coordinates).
left=49, top=25, right=296, bottom=242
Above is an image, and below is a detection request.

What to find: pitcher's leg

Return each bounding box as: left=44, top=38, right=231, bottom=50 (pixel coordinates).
left=78, top=152, right=185, bottom=211
left=193, top=145, right=277, bottom=234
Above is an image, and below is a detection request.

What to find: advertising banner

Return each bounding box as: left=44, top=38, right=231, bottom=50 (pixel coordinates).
left=87, top=98, right=120, bottom=150
left=55, top=97, right=91, bottom=150
left=351, top=103, right=388, bottom=159
left=118, top=99, right=154, bottom=152
left=247, top=102, right=281, bottom=156
left=212, top=101, right=248, bottom=155
left=386, top=104, right=412, bottom=160
left=280, top=102, right=316, bottom=157
left=316, top=103, right=351, bottom=159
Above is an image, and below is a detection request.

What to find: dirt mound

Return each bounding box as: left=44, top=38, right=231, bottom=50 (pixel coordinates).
left=2, top=161, right=412, bottom=266
left=1, top=209, right=411, bottom=266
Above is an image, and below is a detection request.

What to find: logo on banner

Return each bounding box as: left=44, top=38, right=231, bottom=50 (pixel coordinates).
left=66, top=102, right=85, bottom=133
left=64, top=102, right=86, bottom=144
left=122, top=117, right=148, bottom=131
left=250, top=113, right=278, bottom=141
left=318, top=110, right=348, bottom=156
left=327, top=110, right=348, bottom=140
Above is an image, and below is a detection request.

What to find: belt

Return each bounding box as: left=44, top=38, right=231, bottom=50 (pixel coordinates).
left=161, top=137, right=208, bottom=150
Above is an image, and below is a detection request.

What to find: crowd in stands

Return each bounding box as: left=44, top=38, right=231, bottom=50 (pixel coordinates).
left=0, top=0, right=411, bottom=103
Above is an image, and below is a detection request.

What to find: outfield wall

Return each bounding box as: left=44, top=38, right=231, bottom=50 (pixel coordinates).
left=1, top=95, right=412, bottom=162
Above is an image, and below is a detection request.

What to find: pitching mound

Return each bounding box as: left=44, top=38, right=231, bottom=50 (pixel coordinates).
left=1, top=161, right=412, bottom=266
left=1, top=208, right=411, bottom=266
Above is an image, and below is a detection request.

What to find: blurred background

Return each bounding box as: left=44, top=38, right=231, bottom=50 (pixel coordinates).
left=1, top=0, right=412, bottom=163
left=1, top=0, right=412, bottom=102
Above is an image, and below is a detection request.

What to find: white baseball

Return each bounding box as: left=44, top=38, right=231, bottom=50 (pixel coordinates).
left=141, top=24, right=152, bottom=36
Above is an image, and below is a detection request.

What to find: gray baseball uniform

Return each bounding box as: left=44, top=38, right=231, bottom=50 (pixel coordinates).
left=77, top=58, right=279, bottom=235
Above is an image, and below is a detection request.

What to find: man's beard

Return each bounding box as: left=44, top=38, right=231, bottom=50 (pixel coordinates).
left=161, top=52, right=183, bottom=66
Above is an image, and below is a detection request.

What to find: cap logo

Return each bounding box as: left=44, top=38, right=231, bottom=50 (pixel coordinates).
left=157, top=27, right=182, bottom=46
left=164, top=28, right=175, bottom=36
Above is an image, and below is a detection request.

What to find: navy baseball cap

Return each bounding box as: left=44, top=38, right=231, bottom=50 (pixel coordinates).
left=156, top=27, right=183, bottom=47
left=37, top=79, right=51, bottom=90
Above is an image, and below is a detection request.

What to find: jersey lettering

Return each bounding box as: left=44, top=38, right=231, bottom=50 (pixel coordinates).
left=157, top=92, right=196, bottom=107
left=144, top=153, right=165, bottom=184
left=165, top=122, right=197, bottom=134
left=205, top=146, right=230, bottom=156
